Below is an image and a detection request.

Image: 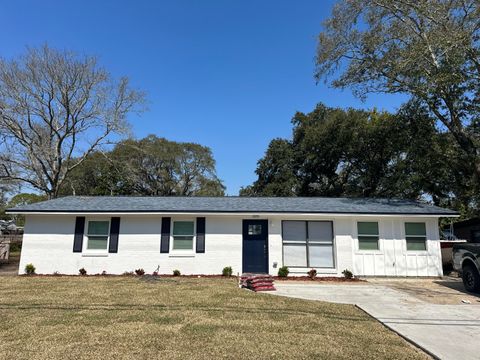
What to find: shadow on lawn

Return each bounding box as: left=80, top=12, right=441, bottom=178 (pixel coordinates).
left=0, top=302, right=371, bottom=322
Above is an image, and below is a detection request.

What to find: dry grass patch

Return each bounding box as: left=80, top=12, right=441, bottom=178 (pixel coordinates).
left=0, top=277, right=428, bottom=359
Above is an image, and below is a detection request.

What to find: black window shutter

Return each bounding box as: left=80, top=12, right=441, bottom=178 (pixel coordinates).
left=109, top=217, right=121, bottom=253
left=73, top=216, right=86, bottom=253
left=160, top=217, right=171, bottom=253
left=196, top=217, right=206, bottom=253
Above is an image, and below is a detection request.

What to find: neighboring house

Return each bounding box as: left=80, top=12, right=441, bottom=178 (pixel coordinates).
left=7, top=196, right=458, bottom=277
left=451, top=218, right=480, bottom=243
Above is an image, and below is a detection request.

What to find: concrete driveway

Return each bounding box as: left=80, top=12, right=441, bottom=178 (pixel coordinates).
left=272, top=282, right=480, bottom=360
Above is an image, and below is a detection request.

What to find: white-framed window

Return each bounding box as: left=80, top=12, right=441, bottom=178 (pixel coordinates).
left=357, top=222, right=379, bottom=251
left=172, top=220, right=195, bottom=251
left=282, top=220, right=335, bottom=268
left=405, top=222, right=427, bottom=251
left=86, top=220, right=110, bottom=251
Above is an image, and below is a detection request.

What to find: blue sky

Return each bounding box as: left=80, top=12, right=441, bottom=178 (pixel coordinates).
left=1, top=1, right=405, bottom=195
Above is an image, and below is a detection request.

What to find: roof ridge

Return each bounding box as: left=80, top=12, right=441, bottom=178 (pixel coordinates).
left=53, top=195, right=425, bottom=201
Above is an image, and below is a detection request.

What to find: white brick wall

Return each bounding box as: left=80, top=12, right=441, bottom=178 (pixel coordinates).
left=19, top=213, right=442, bottom=277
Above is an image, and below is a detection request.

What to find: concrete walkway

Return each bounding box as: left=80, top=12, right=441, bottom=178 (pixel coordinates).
left=273, top=282, right=480, bottom=360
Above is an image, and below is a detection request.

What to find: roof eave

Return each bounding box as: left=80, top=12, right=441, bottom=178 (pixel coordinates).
left=6, top=209, right=460, bottom=217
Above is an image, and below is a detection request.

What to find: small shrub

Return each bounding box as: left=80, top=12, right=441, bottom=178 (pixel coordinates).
left=79, top=267, right=87, bottom=276
left=101, top=270, right=107, bottom=276
left=135, top=268, right=145, bottom=276
left=152, top=271, right=159, bottom=276
left=24, top=263, right=35, bottom=275
left=278, top=266, right=289, bottom=277
left=342, top=269, right=353, bottom=279
left=307, top=269, right=317, bottom=280
left=173, top=269, right=181, bottom=276
left=122, top=271, right=134, bottom=276
left=52, top=271, right=61, bottom=276
left=10, top=242, right=22, bottom=253
left=222, top=266, right=233, bottom=277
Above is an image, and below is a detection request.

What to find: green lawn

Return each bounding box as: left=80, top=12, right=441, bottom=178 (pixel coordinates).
left=0, top=277, right=427, bottom=359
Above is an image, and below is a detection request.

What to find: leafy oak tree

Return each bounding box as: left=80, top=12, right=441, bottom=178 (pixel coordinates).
left=112, top=136, right=225, bottom=196
left=5, top=193, right=47, bottom=225
left=240, top=139, right=297, bottom=196
left=315, top=0, right=480, bottom=179
left=59, top=152, right=119, bottom=196
left=241, top=103, right=478, bottom=217
left=60, top=135, right=225, bottom=196
left=7, top=193, right=46, bottom=208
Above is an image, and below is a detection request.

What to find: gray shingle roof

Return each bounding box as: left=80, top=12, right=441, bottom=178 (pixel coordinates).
left=7, top=196, right=458, bottom=216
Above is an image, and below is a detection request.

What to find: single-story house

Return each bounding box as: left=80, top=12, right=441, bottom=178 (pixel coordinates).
left=7, top=196, right=458, bottom=277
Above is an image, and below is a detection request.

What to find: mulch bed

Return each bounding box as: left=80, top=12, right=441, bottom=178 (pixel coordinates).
left=19, top=274, right=364, bottom=282
left=20, top=273, right=233, bottom=278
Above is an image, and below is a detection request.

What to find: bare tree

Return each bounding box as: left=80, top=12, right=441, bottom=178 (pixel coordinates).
left=0, top=45, right=145, bottom=198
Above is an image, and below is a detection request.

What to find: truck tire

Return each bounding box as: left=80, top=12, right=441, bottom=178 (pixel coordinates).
left=462, top=264, right=480, bottom=293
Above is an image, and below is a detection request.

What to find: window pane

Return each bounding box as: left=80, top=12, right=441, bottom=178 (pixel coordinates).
left=173, top=221, right=194, bottom=236
left=173, top=236, right=193, bottom=250
left=405, top=223, right=426, bottom=236
left=308, top=244, right=334, bottom=268
left=358, top=236, right=379, bottom=250
left=87, top=236, right=108, bottom=250
left=283, top=221, right=306, bottom=242
left=248, top=224, right=262, bottom=235
left=308, top=221, right=333, bottom=242
left=88, top=221, right=109, bottom=235
left=406, top=237, right=427, bottom=251
left=358, top=222, right=378, bottom=235
left=283, top=244, right=307, bottom=267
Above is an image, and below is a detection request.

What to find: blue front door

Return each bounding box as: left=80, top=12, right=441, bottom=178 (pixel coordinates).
left=242, top=219, right=268, bottom=273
